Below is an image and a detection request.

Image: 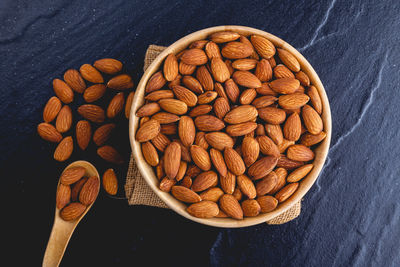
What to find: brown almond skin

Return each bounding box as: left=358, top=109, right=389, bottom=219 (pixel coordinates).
left=182, top=76, right=204, bottom=94
left=302, top=104, right=323, bottom=135
left=224, top=78, right=240, bottom=103
left=181, top=48, right=208, bottom=65
left=97, top=145, right=124, bottom=164
left=102, top=169, right=118, bottom=195
left=142, top=142, right=159, bottom=167
left=287, top=144, right=315, bottom=162
left=210, top=31, right=241, bottom=43
left=252, top=95, right=278, bottom=109
left=60, top=202, right=86, bottom=221
left=269, top=168, right=287, bottom=194
left=224, top=105, right=258, bottom=124
left=307, top=86, right=322, bottom=114
left=226, top=122, right=258, bottom=137
left=232, top=70, right=262, bottom=88
left=43, top=96, right=62, bottom=122
left=56, top=105, right=73, bottom=133
left=232, top=186, right=243, bottom=201
left=171, top=186, right=201, bottom=203
left=92, top=123, right=115, bottom=146
left=240, top=88, right=257, bottom=105
left=79, top=176, right=100, bottom=206
left=178, top=116, right=196, bottom=147
left=241, top=199, right=261, bottom=217
left=277, top=155, right=304, bottom=170
left=93, top=58, right=123, bottom=74
left=163, top=54, right=179, bottom=81
left=219, top=194, right=243, bottom=220
left=186, top=200, right=219, bottom=218
left=204, top=132, right=234, bottom=151
left=214, top=97, right=230, bottom=119
left=37, top=122, right=62, bottom=143
left=107, top=92, right=125, bottom=118
left=71, top=177, right=88, bottom=202
left=256, top=171, right=277, bottom=196
left=159, top=177, right=176, bottom=192
left=198, top=91, right=218, bottom=104
left=210, top=148, right=228, bottom=177
left=258, top=106, right=286, bottom=125
left=221, top=42, right=253, bottom=59
left=257, top=195, right=278, bottom=213
left=283, top=112, right=302, bottom=141
left=80, top=64, right=104, bottom=83
left=63, top=69, right=86, bottom=93
left=190, top=145, right=211, bottom=171
left=199, top=187, right=224, bottom=202
left=180, top=176, right=193, bottom=188
left=54, top=136, right=73, bottom=162
left=145, top=90, right=174, bottom=102
left=275, top=182, right=299, bottom=202
left=237, top=175, right=257, bottom=199
left=277, top=48, right=300, bottom=72
left=56, top=184, right=71, bottom=210
left=151, top=133, right=171, bottom=152
left=146, top=71, right=167, bottom=93
left=194, top=115, right=225, bottom=132
left=164, top=142, right=182, bottom=179
left=195, top=132, right=209, bottom=150
left=196, top=65, right=214, bottom=91
left=152, top=112, right=180, bottom=124
left=274, top=64, right=295, bottom=79
left=189, top=104, right=213, bottom=117
left=205, top=41, right=222, bottom=59
left=255, top=59, right=273, bottom=82
left=295, top=71, right=310, bottom=87
left=242, top=137, right=260, bottom=167
left=173, top=85, right=198, bottom=107
left=191, top=171, right=218, bottom=192
left=77, top=104, right=105, bottom=123
left=257, top=135, right=281, bottom=157
left=248, top=156, right=278, bottom=180
left=250, top=35, right=276, bottom=59
left=224, top=147, right=246, bottom=176
left=107, top=74, right=134, bottom=90
left=211, top=57, right=230, bottom=83
left=136, top=119, right=161, bottom=142
left=53, top=79, right=74, bottom=104
left=60, top=166, right=86, bottom=185
left=278, top=93, right=310, bottom=110
left=125, top=91, right=135, bottom=119
left=257, top=83, right=277, bottom=96
left=220, top=171, right=236, bottom=194
left=300, top=131, right=327, bottom=146
left=136, top=103, right=160, bottom=117
left=83, top=84, right=107, bottom=103
left=175, top=161, right=187, bottom=181
left=232, top=58, right=257, bottom=70
left=179, top=62, right=196, bottom=75
left=158, top=99, right=188, bottom=115
left=269, top=78, right=300, bottom=94
left=265, top=124, right=283, bottom=145
left=76, top=120, right=91, bottom=150
left=287, top=164, right=314, bottom=183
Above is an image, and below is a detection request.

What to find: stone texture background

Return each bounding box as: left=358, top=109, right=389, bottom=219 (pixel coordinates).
left=1, top=0, right=399, bottom=266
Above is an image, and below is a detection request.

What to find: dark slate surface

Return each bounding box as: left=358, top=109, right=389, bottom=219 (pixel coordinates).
left=2, top=0, right=400, bottom=266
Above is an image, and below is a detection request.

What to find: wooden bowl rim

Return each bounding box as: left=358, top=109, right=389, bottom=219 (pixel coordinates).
left=129, top=25, right=332, bottom=228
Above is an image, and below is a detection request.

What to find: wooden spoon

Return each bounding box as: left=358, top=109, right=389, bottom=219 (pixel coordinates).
left=42, top=160, right=100, bottom=267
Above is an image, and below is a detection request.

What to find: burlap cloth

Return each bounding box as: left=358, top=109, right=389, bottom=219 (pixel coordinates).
left=124, top=45, right=301, bottom=225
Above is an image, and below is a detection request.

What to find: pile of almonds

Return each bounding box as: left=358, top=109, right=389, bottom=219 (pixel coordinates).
left=135, top=31, right=326, bottom=219
left=56, top=166, right=100, bottom=221
left=37, top=58, right=135, bottom=199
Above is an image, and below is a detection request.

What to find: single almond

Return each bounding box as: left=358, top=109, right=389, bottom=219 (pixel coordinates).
left=204, top=132, right=234, bottom=151
left=239, top=88, right=257, bottom=105
left=179, top=62, right=196, bottom=75
left=268, top=57, right=277, bottom=68
left=258, top=106, right=286, bottom=125
left=163, top=53, right=179, bottom=81
left=151, top=112, right=180, bottom=124
left=256, top=124, right=266, bottom=136
left=199, top=187, right=224, bottom=202
left=160, top=123, right=178, bottom=135
left=60, top=202, right=86, bottom=221
left=287, top=144, right=315, bottom=161
left=224, top=60, right=235, bottom=75
left=196, top=65, right=214, bottom=91
left=55, top=105, right=73, bottom=133
left=307, top=86, right=322, bottom=114
left=186, top=200, right=219, bottom=218
left=224, top=78, right=240, bottom=103
left=60, top=166, right=86, bottom=185
left=300, top=131, right=327, bottom=146
left=256, top=135, right=280, bottom=157
left=277, top=48, right=300, bottom=72
left=287, top=164, right=314, bottom=183
left=172, top=186, right=202, bottom=203
left=180, top=48, right=208, bottom=65
left=265, top=124, right=283, bottom=145
left=278, top=93, right=310, bottom=110
left=189, top=104, right=213, bottom=117
left=159, top=177, right=176, bottom=192
left=37, top=123, right=62, bottom=143
left=232, top=186, right=243, bottom=201
left=210, top=148, right=228, bottom=177
left=302, top=104, right=323, bottom=135
left=172, top=85, right=198, bottom=107
left=275, top=182, right=299, bottom=202
left=145, top=90, right=174, bottom=102
left=232, top=70, right=262, bottom=88
left=242, top=137, right=260, bottom=167
left=248, top=156, right=278, bottom=180
left=93, top=58, right=123, bottom=74
left=106, top=92, right=125, bottom=118
left=224, top=105, right=258, bottom=124
left=136, top=102, right=160, bottom=117
left=125, top=91, right=135, bottom=119
left=252, top=95, right=277, bottom=108
left=221, top=41, right=253, bottom=59
left=178, top=116, right=196, bottom=147
left=269, top=78, right=300, bottom=94
left=191, top=171, right=218, bottom=192
left=256, top=195, right=278, bottom=213
left=232, top=58, right=257, bottom=70
left=255, top=59, right=273, bottom=81
left=277, top=154, right=305, bottom=169
left=107, top=74, right=133, bottom=90
left=269, top=168, right=287, bottom=194
left=102, top=169, right=118, bottom=195
left=97, top=145, right=124, bottom=164
left=83, top=84, right=107, bottom=103
left=79, top=176, right=100, bottom=205
left=180, top=176, right=192, bottom=188
left=210, top=57, right=230, bottom=83
left=241, top=199, right=261, bottom=217
left=194, top=115, right=225, bottom=131
left=295, top=71, right=310, bottom=87
left=220, top=171, right=236, bottom=194
left=256, top=83, right=278, bottom=96
left=189, top=40, right=208, bottom=49
left=54, top=136, right=73, bottom=162
left=274, top=64, right=294, bottom=79
left=175, top=161, right=187, bottom=181
left=146, top=71, right=167, bottom=93
left=182, top=75, right=204, bottom=94
left=76, top=120, right=91, bottom=150
left=43, top=96, right=62, bottom=123
left=256, top=171, right=277, bottom=196
left=53, top=78, right=74, bottom=104
left=79, top=64, right=104, bottom=83
left=142, top=141, right=159, bottom=166
left=237, top=174, right=257, bottom=199
left=56, top=184, right=71, bottom=210
left=71, top=177, right=88, bottom=202
left=205, top=41, right=222, bottom=59
left=151, top=133, right=171, bottom=152
left=283, top=112, right=302, bottom=141
left=250, top=35, right=276, bottom=59
left=209, top=31, right=240, bottom=43
left=77, top=104, right=105, bottom=123
left=226, top=122, right=258, bottom=136
left=195, top=132, right=209, bottom=150
left=63, top=69, right=86, bottom=93
left=158, top=98, right=188, bottom=115
left=92, top=123, right=115, bottom=146
left=164, top=142, right=182, bottom=179
left=219, top=194, right=243, bottom=219
left=190, top=145, right=211, bottom=171
left=277, top=139, right=295, bottom=153
left=214, top=97, right=231, bottom=119
left=224, top=147, right=246, bottom=176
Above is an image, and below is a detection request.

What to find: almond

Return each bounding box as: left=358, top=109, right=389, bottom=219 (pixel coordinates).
left=125, top=91, right=135, bottom=119
left=53, top=78, right=74, bottom=104
left=186, top=164, right=201, bottom=177
left=278, top=93, right=310, bottom=110
left=164, top=141, right=182, bottom=179
left=145, top=90, right=174, bottom=102
left=204, top=132, right=234, bottom=151
left=191, top=171, right=218, bottom=192
left=79, top=176, right=99, bottom=205
left=300, top=131, right=327, bottom=146
left=175, top=161, right=187, bottom=181
left=55, top=105, right=73, bottom=133
left=256, top=124, right=266, bottom=136
left=71, top=177, right=88, bottom=202
left=250, top=35, right=276, bottom=59
left=232, top=70, right=262, bottom=88
left=265, top=124, right=283, bottom=145
left=97, top=145, right=124, bottom=164
left=136, top=102, right=160, bottom=117
left=283, top=112, right=302, bottom=141
left=269, top=168, right=287, bottom=194
left=277, top=48, right=300, bottom=72
left=209, top=31, right=240, bottom=43
left=60, top=166, right=86, bottom=185
left=79, top=64, right=104, bottom=83
left=277, top=139, right=295, bottom=153
left=224, top=105, right=258, bottom=124
left=252, top=95, right=277, bottom=108
left=219, top=194, right=243, bottom=219
left=63, top=69, right=86, bottom=93
left=76, top=120, right=91, bottom=150
left=195, top=132, right=209, bottom=150
left=239, top=88, right=257, bottom=105
left=224, top=60, right=234, bottom=75
left=56, top=184, right=71, bottom=210
left=93, top=58, right=123, bottom=74
left=221, top=42, right=253, bottom=59
left=102, top=169, right=118, bottom=195
left=241, top=199, right=261, bottom=217
left=142, top=141, right=159, bottom=166
left=43, top=96, right=62, bottom=123
left=210, top=57, right=230, bottom=83
left=83, top=84, right=107, bottom=103
left=226, top=122, right=258, bottom=136
left=220, top=171, right=236, bottom=194
left=93, top=123, right=115, bottom=146
left=237, top=175, right=256, bottom=199
left=182, top=76, right=204, bottom=94
left=77, top=104, right=105, bottom=123
left=189, top=40, right=208, bottom=49
left=256, top=82, right=278, bottom=96
left=176, top=140, right=191, bottom=162
left=224, top=147, right=246, bottom=176
left=256, top=135, right=280, bottom=157
left=232, top=59, right=257, bottom=70
left=180, top=48, right=208, bottom=65
left=302, top=104, right=323, bottom=135
left=258, top=106, right=286, bottom=125
left=254, top=59, right=273, bottom=81
left=179, top=62, right=196, bottom=75
left=194, top=115, right=225, bottom=131
left=171, top=186, right=201, bottom=203
left=274, top=64, right=295, bottom=79
left=54, top=136, right=73, bottom=162
left=163, top=54, right=179, bottom=81
left=295, top=71, right=310, bottom=87
left=275, top=182, right=299, bottom=202
left=248, top=156, right=278, bottom=180
left=214, top=97, right=231, bottom=119
left=136, top=119, right=161, bottom=142
left=232, top=186, right=243, bottom=201
left=242, top=137, right=260, bottom=167
left=158, top=98, right=188, bottom=115
left=256, top=171, right=277, bottom=196
left=287, top=144, right=315, bottom=161
left=107, top=74, right=133, bottom=90
left=186, top=200, right=219, bottom=218
left=189, top=104, right=213, bottom=117
left=37, top=122, right=62, bottom=143
left=190, top=145, right=211, bottom=171
left=180, top=176, right=192, bottom=188
left=268, top=57, right=277, bottom=68
left=205, top=41, right=222, bottom=59
left=199, top=187, right=224, bottom=202
left=178, top=116, right=196, bottom=147
left=210, top=148, right=228, bottom=177
left=151, top=133, right=171, bottom=152
left=160, top=123, right=177, bottom=135
left=196, top=65, right=214, bottom=91
left=287, top=164, right=313, bottom=183
left=159, top=177, right=176, bottom=192
left=256, top=195, right=278, bottom=213
left=60, top=202, right=86, bottom=221
left=224, top=78, right=240, bottom=103
left=152, top=112, right=180, bottom=124
left=269, top=78, right=300, bottom=94
left=146, top=71, right=167, bottom=93
left=172, top=85, right=198, bottom=107
left=307, top=86, right=322, bottom=114
left=277, top=154, right=304, bottom=169
left=106, top=92, right=125, bottom=118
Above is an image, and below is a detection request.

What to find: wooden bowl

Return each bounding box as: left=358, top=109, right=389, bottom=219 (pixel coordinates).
left=129, top=25, right=332, bottom=228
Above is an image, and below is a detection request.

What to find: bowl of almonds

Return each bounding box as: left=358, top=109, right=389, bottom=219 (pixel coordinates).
left=129, top=25, right=331, bottom=227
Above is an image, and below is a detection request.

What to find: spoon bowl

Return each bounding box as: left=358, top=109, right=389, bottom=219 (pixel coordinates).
left=43, top=160, right=99, bottom=267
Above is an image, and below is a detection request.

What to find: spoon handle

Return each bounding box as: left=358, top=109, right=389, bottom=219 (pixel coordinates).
left=43, top=216, right=76, bottom=267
